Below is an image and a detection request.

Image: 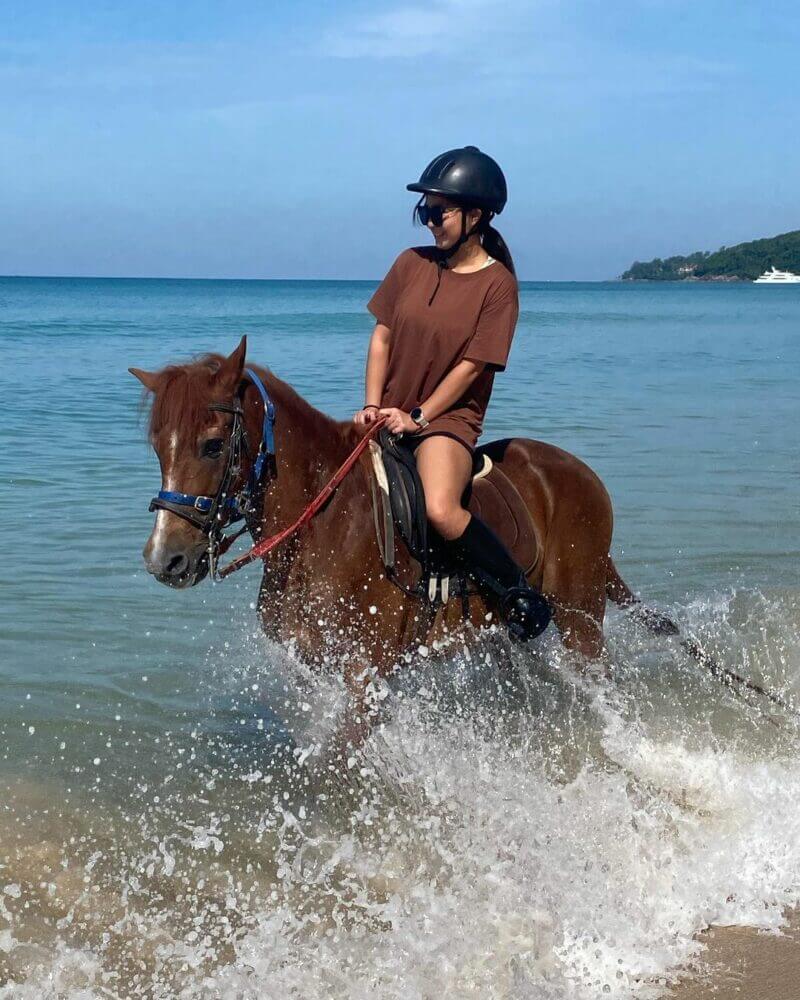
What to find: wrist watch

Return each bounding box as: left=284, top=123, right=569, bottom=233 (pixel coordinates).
left=410, top=406, right=429, bottom=430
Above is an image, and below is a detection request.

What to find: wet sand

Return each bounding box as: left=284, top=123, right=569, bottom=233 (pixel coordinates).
left=672, top=912, right=800, bottom=999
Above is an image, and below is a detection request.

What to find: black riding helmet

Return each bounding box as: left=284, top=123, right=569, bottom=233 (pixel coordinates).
left=408, top=146, right=508, bottom=302
left=407, top=145, right=507, bottom=214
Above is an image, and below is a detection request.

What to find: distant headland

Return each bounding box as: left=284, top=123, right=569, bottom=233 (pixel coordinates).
left=621, top=229, right=800, bottom=281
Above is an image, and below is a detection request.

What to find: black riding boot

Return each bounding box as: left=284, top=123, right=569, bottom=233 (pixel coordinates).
left=452, top=516, right=551, bottom=640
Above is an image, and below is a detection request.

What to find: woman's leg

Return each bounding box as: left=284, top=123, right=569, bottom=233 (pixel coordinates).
left=414, top=434, right=473, bottom=540
left=415, top=434, right=550, bottom=640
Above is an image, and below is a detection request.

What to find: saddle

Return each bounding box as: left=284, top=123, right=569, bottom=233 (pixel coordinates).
left=370, top=429, right=540, bottom=603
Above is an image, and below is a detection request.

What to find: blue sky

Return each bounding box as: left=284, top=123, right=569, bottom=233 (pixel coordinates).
left=1, top=1, right=798, bottom=279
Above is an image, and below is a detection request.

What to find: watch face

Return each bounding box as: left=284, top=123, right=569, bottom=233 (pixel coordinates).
left=410, top=407, right=422, bottom=422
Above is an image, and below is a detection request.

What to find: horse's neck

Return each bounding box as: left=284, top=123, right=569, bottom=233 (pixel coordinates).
left=249, top=367, right=358, bottom=533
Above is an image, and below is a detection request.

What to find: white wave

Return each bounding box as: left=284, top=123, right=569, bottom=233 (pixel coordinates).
left=2, top=588, right=800, bottom=999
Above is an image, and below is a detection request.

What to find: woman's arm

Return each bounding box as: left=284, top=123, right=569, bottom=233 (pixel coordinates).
left=379, top=358, right=485, bottom=435
left=420, top=358, right=484, bottom=421
left=354, top=323, right=391, bottom=425
left=365, top=323, right=390, bottom=406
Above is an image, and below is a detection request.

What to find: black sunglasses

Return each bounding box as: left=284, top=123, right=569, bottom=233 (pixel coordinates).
left=416, top=203, right=461, bottom=227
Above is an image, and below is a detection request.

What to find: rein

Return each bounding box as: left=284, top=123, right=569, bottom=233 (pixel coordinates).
left=218, top=417, right=387, bottom=579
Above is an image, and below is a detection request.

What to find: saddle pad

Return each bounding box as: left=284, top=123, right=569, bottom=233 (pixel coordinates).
left=466, top=466, right=539, bottom=576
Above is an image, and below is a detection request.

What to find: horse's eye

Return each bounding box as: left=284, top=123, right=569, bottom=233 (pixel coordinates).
left=202, top=438, right=225, bottom=459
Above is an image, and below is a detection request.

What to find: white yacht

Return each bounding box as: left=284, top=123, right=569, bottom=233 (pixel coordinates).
left=754, top=266, right=800, bottom=283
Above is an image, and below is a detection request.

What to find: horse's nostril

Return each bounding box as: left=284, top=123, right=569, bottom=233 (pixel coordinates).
left=166, top=552, right=190, bottom=576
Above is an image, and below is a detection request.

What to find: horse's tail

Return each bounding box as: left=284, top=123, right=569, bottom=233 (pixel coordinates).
left=605, top=557, right=636, bottom=607
left=604, top=557, right=795, bottom=717
left=606, top=557, right=678, bottom=634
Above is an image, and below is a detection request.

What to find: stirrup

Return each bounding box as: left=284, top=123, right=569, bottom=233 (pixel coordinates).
left=501, top=585, right=551, bottom=641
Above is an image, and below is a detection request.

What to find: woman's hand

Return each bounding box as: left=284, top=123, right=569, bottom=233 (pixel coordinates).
left=379, top=407, right=418, bottom=435
left=353, top=406, right=381, bottom=427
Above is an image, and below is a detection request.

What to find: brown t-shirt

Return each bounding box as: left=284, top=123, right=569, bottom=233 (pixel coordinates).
left=367, top=247, right=519, bottom=451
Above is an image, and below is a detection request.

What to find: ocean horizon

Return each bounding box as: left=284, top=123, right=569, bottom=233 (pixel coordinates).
left=4, top=272, right=627, bottom=283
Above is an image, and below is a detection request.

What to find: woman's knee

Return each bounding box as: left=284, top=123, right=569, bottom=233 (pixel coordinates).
left=425, top=493, right=468, bottom=540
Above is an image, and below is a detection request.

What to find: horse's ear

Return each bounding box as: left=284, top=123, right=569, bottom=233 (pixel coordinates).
left=217, top=335, right=247, bottom=390
left=128, top=367, right=160, bottom=393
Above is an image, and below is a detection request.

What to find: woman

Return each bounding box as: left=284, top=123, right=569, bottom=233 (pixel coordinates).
left=354, top=146, right=550, bottom=640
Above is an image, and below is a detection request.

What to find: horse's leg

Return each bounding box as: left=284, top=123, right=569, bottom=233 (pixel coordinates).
left=256, top=573, right=281, bottom=640
left=551, top=601, right=605, bottom=660
left=321, top=656, right=393, bottom=772
left=326, top=601, right=433, bottom=767
left=256, top=555, right=294, bottom=641
left=543, top=550, right=608, bottom=660
left=340, top=660, right=382, bottom=752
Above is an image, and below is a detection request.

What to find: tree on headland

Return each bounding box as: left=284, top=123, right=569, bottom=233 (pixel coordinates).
left=622, top=251, right=709, bottom=281
left=621, top=230, right=800, bottom=280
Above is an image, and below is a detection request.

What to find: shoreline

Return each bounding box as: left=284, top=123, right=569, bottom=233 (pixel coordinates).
left=670, top=912, right=800, bottom=999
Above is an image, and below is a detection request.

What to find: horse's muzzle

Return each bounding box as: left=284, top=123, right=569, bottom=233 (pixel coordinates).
left=144, top=543, right=209, bottom=589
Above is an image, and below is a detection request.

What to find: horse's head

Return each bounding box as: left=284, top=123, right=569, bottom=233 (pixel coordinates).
left=130, top=336, right=249, bottom=588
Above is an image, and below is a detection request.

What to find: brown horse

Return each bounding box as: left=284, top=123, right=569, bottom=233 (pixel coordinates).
left=131, top=336, right=644, bottom=742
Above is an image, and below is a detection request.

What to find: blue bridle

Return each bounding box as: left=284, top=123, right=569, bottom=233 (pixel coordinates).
left=149, top=367, right=276, bottom=539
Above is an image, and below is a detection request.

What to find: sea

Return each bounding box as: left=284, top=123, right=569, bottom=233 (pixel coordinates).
left=0, top=276, right=798, bottom=999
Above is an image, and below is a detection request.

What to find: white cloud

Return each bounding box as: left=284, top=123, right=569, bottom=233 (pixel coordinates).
left=320, top=0, right=517, bottom=60
left=319, top=0, right=733, bottom=103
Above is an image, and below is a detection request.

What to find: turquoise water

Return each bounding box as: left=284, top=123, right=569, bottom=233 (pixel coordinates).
left=0, top=277, right=799, bottom=998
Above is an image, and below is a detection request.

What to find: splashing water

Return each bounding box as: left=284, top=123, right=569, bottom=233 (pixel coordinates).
left=2, top=587, right=799, bottom=999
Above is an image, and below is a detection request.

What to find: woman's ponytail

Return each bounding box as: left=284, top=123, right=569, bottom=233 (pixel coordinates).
left=412, top=193, right=516, bottom=276
left=481, top=219, right=516, bottom=276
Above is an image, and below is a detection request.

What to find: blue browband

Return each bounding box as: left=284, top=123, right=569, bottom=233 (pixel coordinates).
left=151, top=366, right=276, bottom=523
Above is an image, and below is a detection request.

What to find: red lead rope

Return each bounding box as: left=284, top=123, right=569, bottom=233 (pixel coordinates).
left=218, top=417, right=386, bottom=579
